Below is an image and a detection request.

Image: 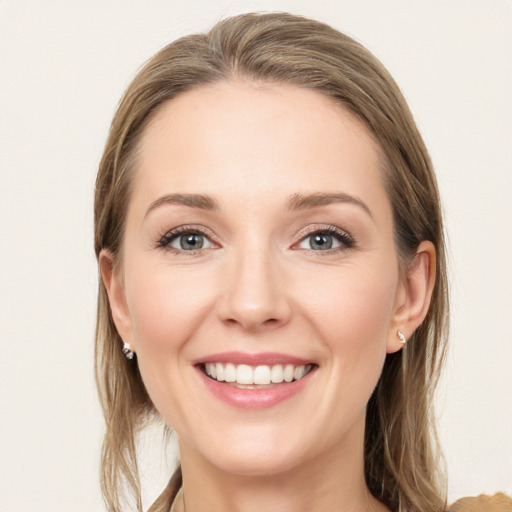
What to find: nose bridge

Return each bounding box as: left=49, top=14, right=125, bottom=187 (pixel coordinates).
left=219, top=236, right=291, bottom=330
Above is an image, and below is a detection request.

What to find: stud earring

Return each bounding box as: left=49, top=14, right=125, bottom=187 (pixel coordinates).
left=122, top=342, right=135, bottom=360
left=397, top=331, right=406, bottom=344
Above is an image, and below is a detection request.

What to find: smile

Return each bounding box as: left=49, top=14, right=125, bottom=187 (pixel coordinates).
left=203, top=362, right=314, bottom=386
left=195, top=352, right=318, bottom=409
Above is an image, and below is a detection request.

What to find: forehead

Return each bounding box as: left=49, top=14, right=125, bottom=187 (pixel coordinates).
left=132, top=81, right=386, bottom=210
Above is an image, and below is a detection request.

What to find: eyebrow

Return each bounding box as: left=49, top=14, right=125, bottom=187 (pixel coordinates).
left=286, top=192, right=373, bottom=218
left=144, top=193, right=219, bottom=218
left=144, top=191, right=372, bottom=219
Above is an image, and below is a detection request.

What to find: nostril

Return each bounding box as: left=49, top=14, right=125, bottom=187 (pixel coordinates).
left=217, top=275, right=293, bottom=330
left=223, top=316, right=283, bottom=329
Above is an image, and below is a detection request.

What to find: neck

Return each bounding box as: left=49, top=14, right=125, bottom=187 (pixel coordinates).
left=177, top=418, right=389, bottom=512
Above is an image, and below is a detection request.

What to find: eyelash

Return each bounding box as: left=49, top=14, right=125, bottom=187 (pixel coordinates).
left=156, top=225, right=218, bottom=254
left=156, top=225, right=356, bottom=254
left=294, top=225, right=356, bottom=253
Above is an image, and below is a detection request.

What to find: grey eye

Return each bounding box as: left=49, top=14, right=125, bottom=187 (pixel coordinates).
left=299, top=232, right=343, bottom=251
left=181, top=234, right=204, bottom=250
left=169, top=232, right=212, bottom=251
left=309, top=233, right=333, bottom=250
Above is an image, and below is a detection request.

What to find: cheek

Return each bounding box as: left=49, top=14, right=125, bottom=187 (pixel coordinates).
left=126, top=262, right=215, bottom=353
left=299, top=261, right=398, bottom=369
left=308, top=261, right=396, bottom=322
left=122, top=262, right=218, bottom=427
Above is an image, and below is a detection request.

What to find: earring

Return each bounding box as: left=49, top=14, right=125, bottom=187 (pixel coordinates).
left=397, top=331, right=406, bottom=344
left=122, top=342, right=135, bottom=360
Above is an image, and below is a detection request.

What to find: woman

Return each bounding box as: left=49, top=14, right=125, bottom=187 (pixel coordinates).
left=94, top=12, right=511, bottom=512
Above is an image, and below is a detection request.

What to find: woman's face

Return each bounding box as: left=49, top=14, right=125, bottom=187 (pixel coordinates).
left=104, top=82, right=413, bottom=476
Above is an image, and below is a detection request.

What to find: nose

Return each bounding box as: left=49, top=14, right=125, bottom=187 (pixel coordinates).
left=217, top=245, right=292, bottom=332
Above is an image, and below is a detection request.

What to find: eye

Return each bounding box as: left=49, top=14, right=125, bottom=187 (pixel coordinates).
left=301, top=232, right=338, bottom=251
left=171, top=232, right=211, bottom=250
left=158, top=227, right=216, bottom=253
left=296, top=227, right=355, bottom=252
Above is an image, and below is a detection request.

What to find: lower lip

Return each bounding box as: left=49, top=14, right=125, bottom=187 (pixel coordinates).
left=197, top=367, right=314, bottom=409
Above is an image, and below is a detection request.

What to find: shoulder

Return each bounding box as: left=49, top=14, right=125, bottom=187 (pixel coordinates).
left=449, top=493, right=512, bottom=512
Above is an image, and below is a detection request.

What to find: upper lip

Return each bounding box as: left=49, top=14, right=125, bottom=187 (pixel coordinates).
left=193, top=351, right=314, bottom=366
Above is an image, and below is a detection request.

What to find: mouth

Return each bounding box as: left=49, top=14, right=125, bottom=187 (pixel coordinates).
left=194, top=353, right=318, bottom=409
left=200, top=362, right=315, bottom=388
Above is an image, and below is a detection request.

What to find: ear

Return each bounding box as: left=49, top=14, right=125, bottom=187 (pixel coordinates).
left=99, top=250, right=135, bottom=351
left=387, top=241, right=436, bottom=353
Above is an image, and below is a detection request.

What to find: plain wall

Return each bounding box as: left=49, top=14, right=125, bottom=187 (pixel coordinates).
left=1, top=1, right=511, bottom=510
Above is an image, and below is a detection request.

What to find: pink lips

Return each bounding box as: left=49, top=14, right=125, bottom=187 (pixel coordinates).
left=195, top=351, right=312, bottom=366
left=194, top=351, right=316, bottom=410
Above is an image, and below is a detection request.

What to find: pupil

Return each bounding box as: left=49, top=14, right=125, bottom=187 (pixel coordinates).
left=311, top=234, right=332, bottom=250
left=181, top=234, right=203, bottom=250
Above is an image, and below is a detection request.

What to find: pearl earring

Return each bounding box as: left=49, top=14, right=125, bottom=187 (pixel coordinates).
left=122, top=342, right=135, bottom=360
left=397, top=331, right=406, bottom=344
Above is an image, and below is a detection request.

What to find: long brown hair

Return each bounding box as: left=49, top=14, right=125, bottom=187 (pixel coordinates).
left=94, top=12, right=449, bottom=512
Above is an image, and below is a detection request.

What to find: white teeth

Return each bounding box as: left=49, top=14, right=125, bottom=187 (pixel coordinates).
left=283, top=364, right=294, bottom=383
left=205, top=363, right=217, bottom=379
left=253, top=365, right=271, bottom=385
left=224, top=363, right=236, bottom=382
left=294, top=365, right=306, bottom=380
left=237, top=364, right=254, bottom=384
left=270, top=364, right=284, bottom=383
left=215, top=362, right=224, bottom=382
left=204, top=362, right=312, bottom=385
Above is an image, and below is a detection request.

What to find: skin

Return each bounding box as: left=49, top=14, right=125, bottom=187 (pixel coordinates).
left=101, top=81, right=435, bottom=512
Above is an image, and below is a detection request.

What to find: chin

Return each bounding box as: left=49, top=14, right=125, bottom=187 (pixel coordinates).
left=180, top=422, right=314, bottom=477
left=207, top=447, right=307, bottom=478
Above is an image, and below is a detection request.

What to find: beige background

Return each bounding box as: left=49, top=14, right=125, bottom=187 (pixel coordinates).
left=1, top=1, right=511, bottom=510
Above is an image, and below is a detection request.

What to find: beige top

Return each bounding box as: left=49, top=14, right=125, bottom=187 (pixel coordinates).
left=449, top=493, right=512, bottom=511
left=170, top=489, right=512, bottom=512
